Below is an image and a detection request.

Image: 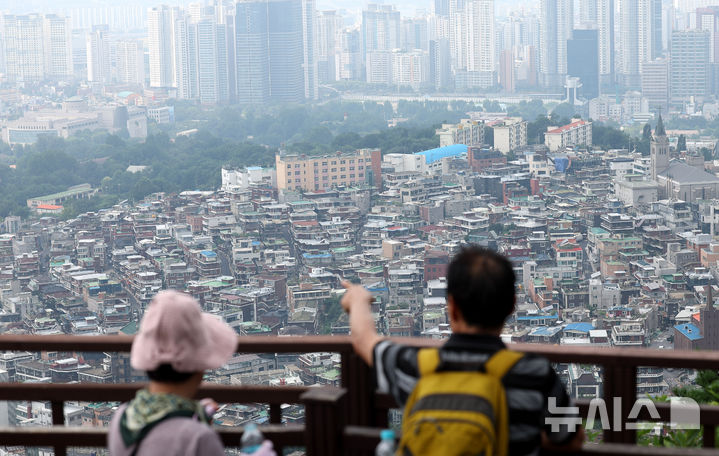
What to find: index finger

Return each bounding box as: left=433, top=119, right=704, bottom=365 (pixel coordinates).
left=341, top=280, right=352, bottom=289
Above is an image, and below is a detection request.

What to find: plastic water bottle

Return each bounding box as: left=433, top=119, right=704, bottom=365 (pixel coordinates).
left=241, top=422, right=264, bottom=454
left=375, top=429, right=396, bottom=456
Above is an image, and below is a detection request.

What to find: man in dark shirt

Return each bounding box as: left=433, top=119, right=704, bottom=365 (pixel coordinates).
left=341, top=245, right=583, bottom=455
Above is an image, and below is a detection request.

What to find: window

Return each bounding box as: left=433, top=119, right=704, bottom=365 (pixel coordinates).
left=331, top=161, right=337, bottom=165
left=340, top=167, right=346, bottom=171
left=331, top=168, right=336, bottom=172
left=287, top=172, right=291, bottom=176
left=295, top=171, right=300, bottom=175
left=322, top=161, right=327, bottom=166
left=350, top=174, right=355, bottom=178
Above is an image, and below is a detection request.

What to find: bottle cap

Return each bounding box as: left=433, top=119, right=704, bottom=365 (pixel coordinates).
left=380, top=429, right=395, bottom=441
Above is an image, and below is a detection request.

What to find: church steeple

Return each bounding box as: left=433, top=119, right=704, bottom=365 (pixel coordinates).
left=650, top=114, right=669, bottom=182
left=655, top=114, right=666, bottom=138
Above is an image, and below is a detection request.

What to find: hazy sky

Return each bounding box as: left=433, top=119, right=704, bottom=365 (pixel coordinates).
left=1, top=0, right=536, bottom=18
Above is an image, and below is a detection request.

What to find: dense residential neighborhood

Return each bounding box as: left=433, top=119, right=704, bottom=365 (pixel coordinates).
left=0, top=110, right=715, bottom=435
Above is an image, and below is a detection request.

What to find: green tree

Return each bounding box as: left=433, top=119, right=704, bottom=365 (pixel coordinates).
left=677, top=134, right=687, bottom=152
left=642, top=123, right=653, bottom=141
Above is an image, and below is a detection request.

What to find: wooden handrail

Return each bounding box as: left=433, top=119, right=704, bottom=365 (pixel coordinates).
left=2, top=334, right=719, bottom=369
left=0, top=424, right=306, bottom=448
left=0, top=382, right=309, bottom=404
left=2, top=334, right=719, bottom=454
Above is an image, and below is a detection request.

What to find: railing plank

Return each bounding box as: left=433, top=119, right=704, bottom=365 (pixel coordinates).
left=0, top=382, right=309, bottom=404
left=3, top=335, right=719, bottom=371
left=0, top=425, right=305, bottom=448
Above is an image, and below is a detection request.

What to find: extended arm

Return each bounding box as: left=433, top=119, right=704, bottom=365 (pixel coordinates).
left=340, top=281, right=383, bottom=366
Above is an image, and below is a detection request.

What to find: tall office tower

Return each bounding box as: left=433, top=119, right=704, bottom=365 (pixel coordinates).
left=402, top=17, right=429, bottom=51
left=618, top=0, right=653, bottom=89
left=641, top=58, right=669, bottom=113
left=147, top=6, right=177, bottom=88
left=336, top=28, right=363, bottom=80
left=317, top=11, right=342, bottom=83
left=43, top=15, right=73, bottom=79
left=697, top=7, right=719, bottom=62
left=597, top=0, right=614, bottom=88
left=539, top=0, right=573, bottom=88
left=567, top=29, right=599, bottom=99
left=174, top=14, right=198, bottom=100
left=670, top=30, right=710, bottom=104
left=650, top=0, right=663, bottom=58
left=2, top=14, right=45, bottom=82
left=86, top=25, right=111, bottom=83
left=465, top=0, right=495, bottom=88
left=435, top=0, right=450, bottom=16
left=361, top=4, right=401, bottom=62
left=578, top=0, right=598, bottom=25
left=499, top=49, right=515, bottom=92
left=116, top=40, right=145, bottom=86
left=235, top=0, right=305, bottom=104
left=214, top=0, right=235, bottom=24
left=302, top=0, right=318, bottom=100
left=430, top=38, right=452, bottom=89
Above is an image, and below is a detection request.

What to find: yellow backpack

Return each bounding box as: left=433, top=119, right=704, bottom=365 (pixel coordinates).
left=398, top=348, right=523, bottom=456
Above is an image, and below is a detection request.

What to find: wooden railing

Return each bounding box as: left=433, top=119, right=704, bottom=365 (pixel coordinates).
left=0, top=335, right=719, bottom=455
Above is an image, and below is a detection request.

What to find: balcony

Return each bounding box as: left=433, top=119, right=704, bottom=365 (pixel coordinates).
left=1, top=335, right=719, bottom=455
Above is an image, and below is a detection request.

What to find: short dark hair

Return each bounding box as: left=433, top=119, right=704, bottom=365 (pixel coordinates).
left=146, top=363, right=196, bottom=383
left=446, top=245, right=516, bottom=329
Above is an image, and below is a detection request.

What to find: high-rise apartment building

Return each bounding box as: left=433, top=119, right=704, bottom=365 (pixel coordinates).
left=86, top=25, right=111, bottom=84
left=147, top=6, right=177, bottom=88
left=539, top=0, right=573, bottom=88
left=174, top=14, right=199, bottom=100
left=430, top=38, right=452, bottom=90
left=2, top=14, right=72, bottom=82
left=362, top=4, right=401, bottom=75
left=302, top=0, right=318, bottom=100
left=336, top=28, right=363, bottom=81
left=116, top=40, right=145, bottom=86
left=466, top=0, right=495, bottom=87
left=42, top=15, right=73, bottom=79
left=391, top=50, right=429, bottom=90
left=670, top=30, right=710, bottom=104
left=235, top=0, right=305, bottom=104
left=316, top=11, right=342, bottom=83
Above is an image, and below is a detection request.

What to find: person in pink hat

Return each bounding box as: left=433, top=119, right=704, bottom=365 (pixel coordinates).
left=108, top=290, right=275, bottom=456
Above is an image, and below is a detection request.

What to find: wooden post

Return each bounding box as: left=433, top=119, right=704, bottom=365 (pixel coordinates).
left=301, top=387, right=346, bottom=456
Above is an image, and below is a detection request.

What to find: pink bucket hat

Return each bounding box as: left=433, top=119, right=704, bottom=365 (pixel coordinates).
left=131, top=290, right=237, bottom=373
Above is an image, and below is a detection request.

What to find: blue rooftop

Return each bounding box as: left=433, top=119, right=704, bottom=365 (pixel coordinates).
left=414, top=144, right=467, bottom=164
left=529, top=326, right=563, bottom=336
left=200, top=250, right=217, bottom=257
left=517, top=315, right=559, bottom=321
left=564, top=322, right=595, bottom=333
left=303, top=253, right=332, bottom=259
left=675, top=323, right=703, bottom=341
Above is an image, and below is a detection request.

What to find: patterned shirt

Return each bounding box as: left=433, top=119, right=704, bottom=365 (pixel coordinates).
left=373, top=334, right=579, bottom=456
